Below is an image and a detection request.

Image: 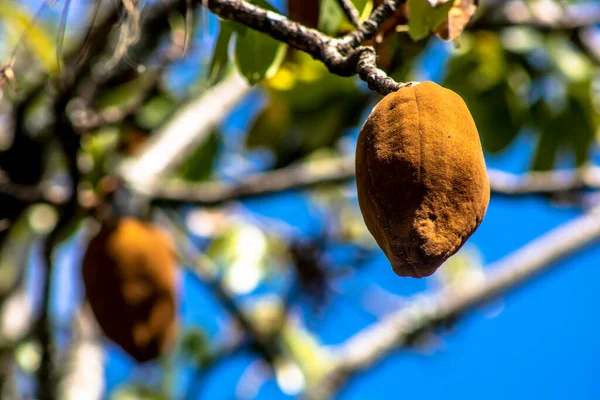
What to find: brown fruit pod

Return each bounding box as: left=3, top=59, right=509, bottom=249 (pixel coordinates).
left=82, top=217, right=178, bottom=362
left=356, top=81, right=490, bottom=278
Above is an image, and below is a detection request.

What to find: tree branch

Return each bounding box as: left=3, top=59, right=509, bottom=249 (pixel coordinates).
left=200, top=0, right=408, bottom=94
left=339, top=0, right=407, bottom=48
left=150, top=156, right=600, bottom=205
left=57, top=305, right=104, bottom=400
left=0, top=181, right=70, bottom=206
left=303, top=205, right=600, bottom=399
left=337, top=0, right=361, bottom=27
left=119, top=72, right=251, bottom=195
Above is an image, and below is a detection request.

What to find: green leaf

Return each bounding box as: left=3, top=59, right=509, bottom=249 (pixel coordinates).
left=208, top=21, right=234, bottom=84
left=245, top=54, right=370, bottom=166
left=179, top=328, right=212, bottom=367
left=234, top=0, right=288, bottom=84
left=318, top=0, right=373, bottom=34
left=135, top=95, right=177, bottom=130
left=0, top=2, right=58, bottom=72
left=443, top=33, right=527, bottom=153
left=408, top=0, right=453, bottom=41
left=472, top=84, right=524, bottom=153
left=175, top=129, right=219, bottom=181
left=530, top=88, right=595, bottom=171
left=318, top=0, right=345, bottom=34
left=530, top=100, right=562, bottom=171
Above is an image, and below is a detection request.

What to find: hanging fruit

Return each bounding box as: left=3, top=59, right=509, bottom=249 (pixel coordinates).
left=356, top=81, right=489, bottom=278
left=81, top=217, right=178, bottom=362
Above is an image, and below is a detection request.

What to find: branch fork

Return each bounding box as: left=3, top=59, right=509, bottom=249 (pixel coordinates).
left=202, top=0, right=409, bottom=95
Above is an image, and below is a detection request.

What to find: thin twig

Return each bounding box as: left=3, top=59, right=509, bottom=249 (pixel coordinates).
left=337, top=0, right=361, bottom=27
left=302, top=205, right=600, bottom=399
left=339, top=0, right=407, bottom=48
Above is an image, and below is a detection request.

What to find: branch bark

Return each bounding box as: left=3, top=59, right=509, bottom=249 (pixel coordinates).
left=303, top=205, right=600, bottom=399
left=337, top=0, right=361, bottom=27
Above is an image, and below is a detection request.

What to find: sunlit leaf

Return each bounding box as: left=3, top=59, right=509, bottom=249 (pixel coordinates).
left=175, top=128, right=219, bottom=182
left=530, top=86, right=596, bottom=171
left=15, top=340, right=40, bottom=373
left=434, top=0, right=478, bottom=41
left=443, top=32, right=527, bottom=153
left=247, top=53, right=370, bottom=166
left=208, top=20, right=234, bottom=84
left=234, top=0, right=288, bottom=84
left=407, top=0, right=454, bottom=41
left=318, top=0, right=345, bottom=34
left=207, top=223, right=269, bottom=295
left=135, top=95, right=177, bottom=130
left=547, top=34, right=593, bottom=83
left=0, top=213, right=34, bottom=296
left=111, top=385, right=167, bottom=400
left=0, top=1, right=57, bottom=72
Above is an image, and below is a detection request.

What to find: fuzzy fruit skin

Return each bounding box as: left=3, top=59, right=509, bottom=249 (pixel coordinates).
left=82, top=217, right=178, bottom=362
left=356, top=81, right=490, bottom=278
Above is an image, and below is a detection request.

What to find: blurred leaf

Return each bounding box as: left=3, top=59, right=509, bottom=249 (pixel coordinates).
left=111, top=386, right=167, bottom=400
left=407, top=0, right=454, bottom=41
left=547, top=34, right=593, bottom=83
left=318, top=0, right=345, bottom=34
left=247, top=53, right=370, bottom=166
left=207, top=223, right=269, bottom=294
left=434, top=0, right=478, bottom=41
left=530, top=85, right=596, bottom=171
left=444, top=32, right=526, bottom=153
left=175, top=128, right=219, bottom=181
left=95, top=75, right=156, bottom=112
left=0, top=1, right=57, bottom=72
left=471, top=83, right=525, bottom=153
left=501, top=27, right=544, bottom=54
left=0, top=213, right=34, bottom=296
left=208, top=20, right=234, bottom=84
left=179, top=328, right=211, bottom=367
left=26, top=204, right=57, bottom=235
left=530, top=100, right=561, bottom=171
left=245, top=96, right=291, bottom=149
left=135, top=95, right=177, bottom=130
left=247, top=295, right=285, bottom=337
left=15, top=340, right=40, bottom=373
left=234, top=0, right=288, bottom=84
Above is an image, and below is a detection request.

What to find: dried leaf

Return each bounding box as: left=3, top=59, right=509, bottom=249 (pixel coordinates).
left=434, top=0, right=479, bottom=41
